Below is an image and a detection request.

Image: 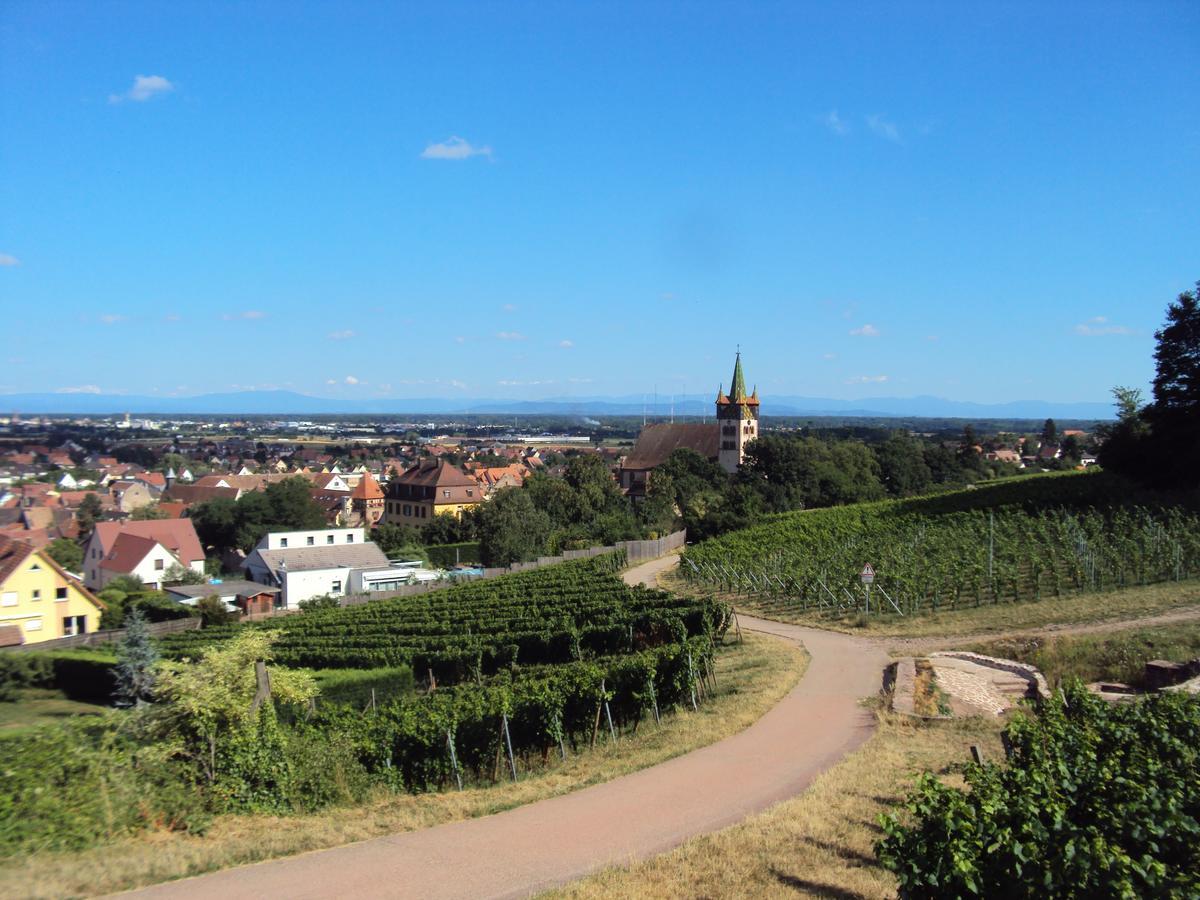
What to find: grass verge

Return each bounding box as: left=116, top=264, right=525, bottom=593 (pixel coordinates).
left=549, top=711, right=1005, bottom=900
left=693, top=575, right=1200, bottom=640
left=0, top=689, right=107, bottom=739
left=969, top=622, right=1200, bottom=689
left=0, top=633, right=805, bottom=899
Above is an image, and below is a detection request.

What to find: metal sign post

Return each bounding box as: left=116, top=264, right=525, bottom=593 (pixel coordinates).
left=859, top=563, right=876, bottom=615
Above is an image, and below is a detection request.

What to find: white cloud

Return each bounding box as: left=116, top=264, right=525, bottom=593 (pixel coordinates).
left=865, top=114, right=901, bottom=142
left=822, top=352, right=837, bottom=360
left=344, top=375, right=361, bottom=385
left=849, top=323, right=880, bottom=337
left=109, top=74, right=174, bottom=104
left=325, top=379, right=337, bottom=385
left=420, top=136, right=493, bottom=161
left=496, top=331, right=526, bottom=341
left=56, top=385, right=103, bottom=394
left=222, top=310, right=267, bottom=320
left=823, top=109, right=849, bottom=136
left=449, top=379, right=468, bottom=390
left=568, top=377, right=594, bottom=384
left=0, top=254, right=18, bottom=266
left=844, top=375, right=889, bottom=385
left=99, top=313, right=125, bottom=325
left=558, top=339, right=574, bottom=348
left=1074, top=316, right=1133, bottom=336
left=328, top=330, right=355, bottom=340
left=454, top=335, right=466, bottom=344
left=498, top=379, right=556, bottom=387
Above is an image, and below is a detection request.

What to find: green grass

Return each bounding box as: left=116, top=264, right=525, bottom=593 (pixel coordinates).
left=0, top=689, right=108, bottom=738
left=970, top=622, right=1200, bottom=689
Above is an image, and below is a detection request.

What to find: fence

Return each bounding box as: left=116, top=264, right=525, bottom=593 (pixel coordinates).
left=1, top=615, right=202, bottom=653
left=341, top=530, right=687, bottom=608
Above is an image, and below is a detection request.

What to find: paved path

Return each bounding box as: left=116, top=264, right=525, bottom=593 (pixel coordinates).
left=124, top=558, right=887, bottom=900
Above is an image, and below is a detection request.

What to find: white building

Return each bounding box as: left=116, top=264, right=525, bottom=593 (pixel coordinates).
left=242, top=527, right=391, bottom=608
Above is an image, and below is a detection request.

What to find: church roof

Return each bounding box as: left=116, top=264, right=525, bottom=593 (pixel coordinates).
left=622, top=423, right=720, bottom=471
left=715, top=352, right=759, bottom=408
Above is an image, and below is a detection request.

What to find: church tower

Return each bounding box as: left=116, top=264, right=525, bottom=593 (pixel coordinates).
left=716, top=351, right=759, bottom=473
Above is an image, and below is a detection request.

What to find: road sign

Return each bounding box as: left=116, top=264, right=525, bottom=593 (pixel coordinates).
left=859, top=563, right=876, bottom=584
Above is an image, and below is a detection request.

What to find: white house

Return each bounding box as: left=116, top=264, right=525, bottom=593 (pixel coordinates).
left=242, top=527, right=390, bottom=608
left=83, top=520, right=207, bottom=591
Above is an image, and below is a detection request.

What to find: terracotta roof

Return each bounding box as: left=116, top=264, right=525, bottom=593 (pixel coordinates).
left=137, top=472, right=167, bottom=487
left=351, top=473, right=384, bottom=500
left=392, top=460, right=478, bottom=489
left=0, top=532, right=35, bottom=583
left=622, top=423, right=721, bottom=471
left=92, top=519, right=204, bottom=566
left=100, top=533, right=172, bottom=573
left=156, top=502, right=188, bottom=518
left=163, top=484, right=240, bottom=505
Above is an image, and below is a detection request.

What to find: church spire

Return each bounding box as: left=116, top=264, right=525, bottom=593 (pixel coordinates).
left=729, top=351, right=747, bottom=402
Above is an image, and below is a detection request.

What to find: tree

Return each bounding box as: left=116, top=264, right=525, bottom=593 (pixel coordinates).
left=131, top=503, right=169, bottom=520
left=153, top=631, right=316, bottom=792
left=297, top=594, right=340, bottom=612
left=370, top=523, right=422, bottom=556
left=477, top=488, right=552, bottom=566
left=1097, top=386, right=1150, bottom=476
left=195, top=594, right=234, bottom=627
left=45, top=537, right=83, bottom=573
left=875, top=432, right=933, bottom=497
left=107, top=574, right=145, bottom=595
left=163, top=562, right=206, bottom=585
left=114, top=608, right=158, bottom=707
left=1144, top=281, right=1200, bottom=488
left=76, top=493, right=104, bottom=536
left=1041, top=417, right=1058, bottom=445
left=1060, top=433, right=1082, bottom=463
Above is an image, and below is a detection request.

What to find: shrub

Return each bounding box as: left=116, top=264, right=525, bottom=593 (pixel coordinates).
left=131, top=592, right=197, bottom=622
left=877, top=683, right=1200, bottom=898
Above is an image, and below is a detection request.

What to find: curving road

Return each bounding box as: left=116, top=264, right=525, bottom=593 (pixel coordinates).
left=121, top=558, right=887, bottom=900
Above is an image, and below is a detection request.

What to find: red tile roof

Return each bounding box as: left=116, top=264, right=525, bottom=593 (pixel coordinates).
left=92, top=520, right=204, bottom=566
left=100, top=533, right=167, bottom=573
left=351, top=473, right=384, bottom=500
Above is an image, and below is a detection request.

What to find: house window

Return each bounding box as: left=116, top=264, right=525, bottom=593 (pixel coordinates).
left=307, top=536, right=315, bottom=546
left=155, top=558, right=165, bottom=570
left=443, top=489, right=450, bottom=498
left=31, top=589, right=41, bottom=601
left=327, top=535, right=334, bottom=544
left=25, top=619, right=42, bottom=631
left=2, top=591, right=17, bottom=607
left=346, top=534, right=354, bottom=543
left=56, top=587, right=68, bottom=600
left=62, top=615, right=86, bottom=636
left=331, top=580, right=342, bottom=593
left=280, top=538, right=288, bottom=548
left=30, top=563, right=40, bottom=571
left=467, top=489, right=473, bottom=497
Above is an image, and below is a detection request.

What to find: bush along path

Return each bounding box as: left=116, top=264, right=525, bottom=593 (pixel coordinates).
left=122, top=618, right=887, bottom=899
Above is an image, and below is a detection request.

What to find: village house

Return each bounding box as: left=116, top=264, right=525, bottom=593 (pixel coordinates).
left=242, top=527, right=390, bottom=607
left=383, top=460, right=482, bottom=527
left=0, top=532, right=105, bottom=646
left=83, top=519, right=206, bottom=591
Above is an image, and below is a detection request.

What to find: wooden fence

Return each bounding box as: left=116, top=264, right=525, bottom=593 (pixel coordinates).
left=1, top=615, right=202, bottom=653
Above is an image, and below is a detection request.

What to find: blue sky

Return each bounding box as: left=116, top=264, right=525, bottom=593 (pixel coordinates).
left=2, top=2, right=1197, bottom=406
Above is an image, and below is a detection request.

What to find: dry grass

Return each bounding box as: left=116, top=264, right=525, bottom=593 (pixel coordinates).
left=0, top=634, right=805, bottom=900
left=696, top=574, right=1200, bottom=640
left=549, top=712, right=1006, bottom=900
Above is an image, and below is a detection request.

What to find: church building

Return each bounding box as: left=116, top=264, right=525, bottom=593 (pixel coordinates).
left=618, top=352, right=759, bottom=497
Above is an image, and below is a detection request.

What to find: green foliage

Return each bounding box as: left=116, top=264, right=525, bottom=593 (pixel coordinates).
left=425, top=541, right=481, bottom=568
left=196, top=594, right=234, bottom=627
left=877, top=684, right=1200, bottom=898
left=370, top=522, right=423, bottom=556
left=0, top=654, right=55, bottom=702
left=190, top=476, right=328, bottom=554
left=130, top=503, right=169, bottom=520
left=683, top=473, right=1200, bottom=617
left=163, top=562, right=207, bottom=585
left=76, top=493, right=104, bottom=535
left=312, top=666, right=415, bottom=705
left=106, top=574, right=145, bottom=596
left=739, top=434, right=885, bottom=512
left=298, top=594, right=340, bottom=612
left=477, top=487, right=553, bottom=566
left=97, top=588, right=128, bottom=629
left=131, top=592, right=197, bottom=623
left=44, top=538, right=83, bottom=573
left=114, top=609, right=157, bottom=707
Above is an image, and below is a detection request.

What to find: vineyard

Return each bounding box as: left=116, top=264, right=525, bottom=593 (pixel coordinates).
left=153, top=552, right=735, bottom=793
left=682, top=473, right=1200, bottom=618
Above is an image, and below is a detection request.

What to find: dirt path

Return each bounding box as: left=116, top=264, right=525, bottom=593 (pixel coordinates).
left=121, top=559, right=887, bottom=900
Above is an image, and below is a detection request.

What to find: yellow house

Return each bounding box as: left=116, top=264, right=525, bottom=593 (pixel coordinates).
left=383, top=460, right=482, bottom=527
left=0, top=533, right=105, bottom=645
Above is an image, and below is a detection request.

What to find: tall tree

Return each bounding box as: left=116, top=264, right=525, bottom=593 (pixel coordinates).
left=45, top=537, right=83, bottom=572
left=1145, top=282, right=1200, bottom=487
left=476, top=488, right=552, bottom=566
left=76, top=493, right=104, bottom=536
left=1041, top=418, right=1058, bottom=445
left=114, top=608, right=158, bottom=707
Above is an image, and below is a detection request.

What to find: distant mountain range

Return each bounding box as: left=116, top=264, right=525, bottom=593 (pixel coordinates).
left=0, top=390, right=1114, bottom=421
